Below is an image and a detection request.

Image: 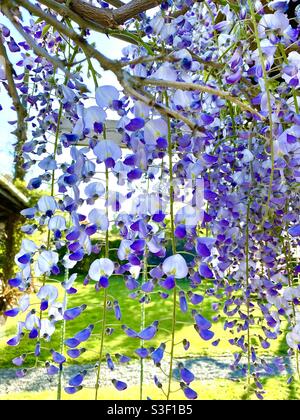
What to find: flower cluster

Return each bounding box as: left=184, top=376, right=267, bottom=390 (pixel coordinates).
left=1, top=0, right=300, bottom=401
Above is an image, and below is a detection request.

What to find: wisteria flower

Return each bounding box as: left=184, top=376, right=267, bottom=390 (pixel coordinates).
left=88, top=258, right=115, bottom=287
left=74, top=105, right=107, bottom=135
left=258, top=11, right=290, bottom=37
left=282, top=51, right=300, bottom=88
left=85, top=182, right=105, bottom=200
left=37, top=285, right=58, bottom=306
left=286, top=324, right=300, bottom=350
left=288, top=225, right=300, bottom=237
left=35, top=251, right=59, bottom=276
left=151, top=63, right=178, bottom=81
left=162, top=254, right=188, bottom=279
left=88, top=208, right=109, bottom=231
left=40, top=319, right=56, bottom=340
left=118, top=240, right=133, bottom=261
left=48, top=215, right=66, bottom=232
left=3, top=0, right=300, bottom=403
left=37, top=196, right=57, bottom=216
left=93, top=140, right=122, bottom=167
left=96, top=85, right=119, bottom=108
left=144, top=119, right=168, bottom=146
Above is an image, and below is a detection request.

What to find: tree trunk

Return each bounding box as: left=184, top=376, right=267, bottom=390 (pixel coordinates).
left=3, top=214, right=17, bottom=285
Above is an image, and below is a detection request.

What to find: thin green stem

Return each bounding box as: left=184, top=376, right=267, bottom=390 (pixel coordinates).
left=57, top=269, right=68, bottom=400
left=164, top=92, right=176, bottom=400
left=35, top=44, right=77, bottom=375
left=139, top=249, right=148, bottom=400
left=53, top=43, right=79, bottom=401
left=284, top=212, right=300, bottom=381
left=247, top=0, right=274, bottom=226
left=139, top=176, right=150, bottom=400
left=95, top=130, right=110, bottom=400
left=94, top=287, right=108, bottom=400
left=245, top=201, right=251, bottom=391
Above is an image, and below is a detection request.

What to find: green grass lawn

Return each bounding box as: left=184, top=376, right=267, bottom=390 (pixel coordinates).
left=0, top=275, right=288, bottom=368
left=0, top=275, right=225, bottom=368
left=0, top=377, right=299, bottom=400
left=0, top=274, right=297, bottom=400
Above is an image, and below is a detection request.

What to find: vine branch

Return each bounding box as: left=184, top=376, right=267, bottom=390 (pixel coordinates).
left=134, top=78, right=265, bottom=119
left=52, top=0, right=164, bottom=28
left=0, top=30, right=27, bottom=180
left=3, top=6, right=88, bottom=92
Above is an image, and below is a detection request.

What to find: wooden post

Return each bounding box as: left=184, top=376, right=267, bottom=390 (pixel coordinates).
left=3, top=214, right=17, bottom=285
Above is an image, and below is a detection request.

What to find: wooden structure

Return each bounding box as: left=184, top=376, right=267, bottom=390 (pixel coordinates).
left=0, top=175, right=28, bottom=219
left=0, top=175, right=28, bottom=292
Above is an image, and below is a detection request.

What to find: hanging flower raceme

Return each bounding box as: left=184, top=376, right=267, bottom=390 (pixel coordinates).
left=2, top=0, right=300, bottom=402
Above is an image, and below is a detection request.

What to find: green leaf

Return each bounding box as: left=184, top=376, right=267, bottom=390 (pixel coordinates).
left=35, top=17, right=45, bottom=24
left=42, top=24, right=51, bottom=37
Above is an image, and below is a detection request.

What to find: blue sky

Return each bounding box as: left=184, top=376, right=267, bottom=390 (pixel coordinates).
left=0, top=14, right=128, bottom=176
left=0, top=13, right=18, bottom=174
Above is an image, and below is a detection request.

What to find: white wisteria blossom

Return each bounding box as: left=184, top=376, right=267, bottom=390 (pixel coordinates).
left=48, top=215, right=66, bottom=231
left=88, top=258, right=115, bottom=281
left=162, top=254, right=189, bottom=279
left=35, top=251, right=59, bottom=276
left=37, top=196, right=57, bottom=214
left=37, top=285, right=58, bottom=305
left=88, top=208, right=109, bottom=231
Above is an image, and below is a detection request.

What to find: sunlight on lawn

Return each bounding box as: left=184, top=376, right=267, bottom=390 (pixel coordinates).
left=0, top=276, right=287, bottom=369
left=0, top=276, right=294, bottom=401
left=0, top=377, right=299, bottom=400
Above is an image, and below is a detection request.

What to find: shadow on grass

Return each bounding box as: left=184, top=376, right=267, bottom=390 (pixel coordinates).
left=240, top=328, right=296, bottom=400
left=0, top=275, right=216, bottom=369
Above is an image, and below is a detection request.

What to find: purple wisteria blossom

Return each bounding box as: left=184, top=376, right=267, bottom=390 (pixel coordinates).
left=2, top=0, right=300, bottom=402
